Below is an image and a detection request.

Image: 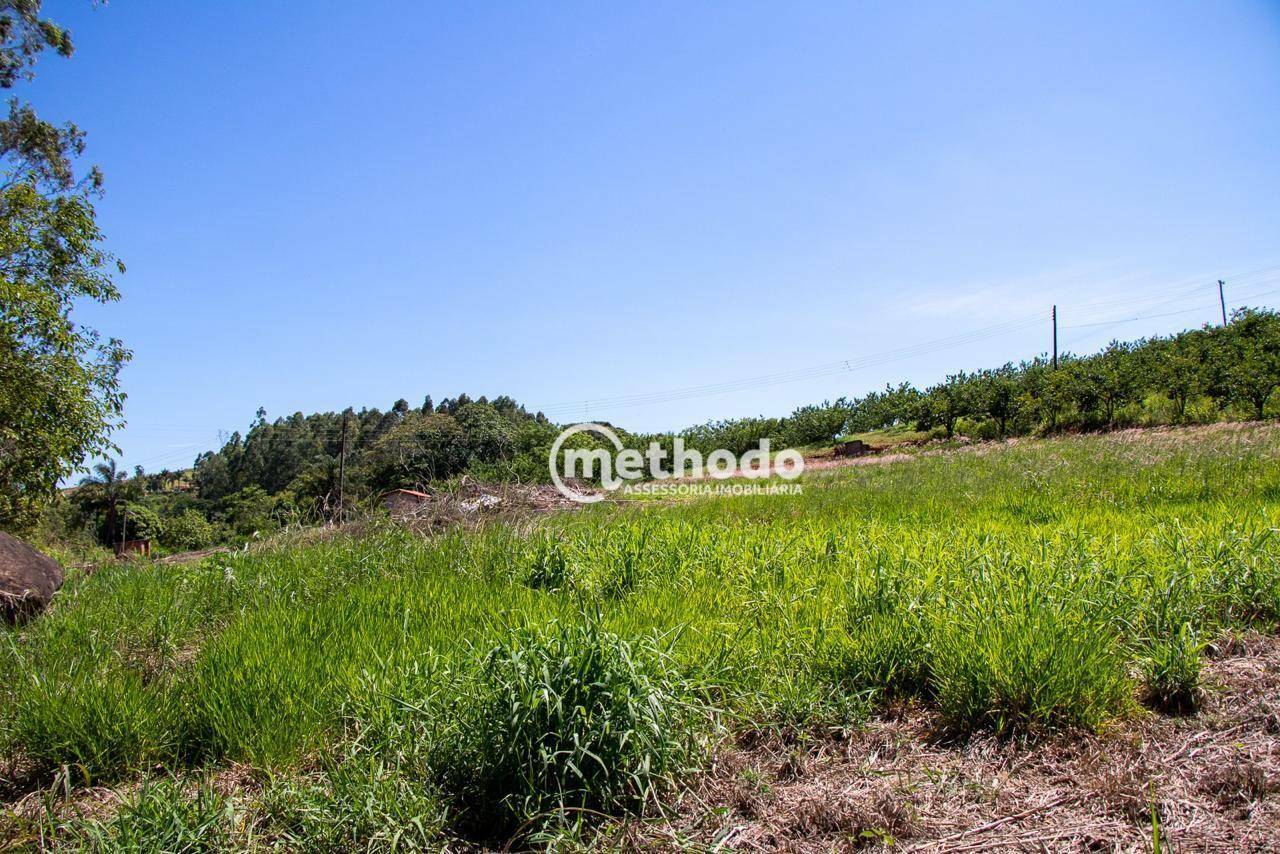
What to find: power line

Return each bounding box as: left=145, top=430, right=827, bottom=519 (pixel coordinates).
left=1063, top=263, right=1280, bottom=319
left=1059, top=279, right=1280, bottom=350
left=537, top=269, right=1280, bottom=418
left=98, top=264, right=1280, bottom=451
left=538, top=312, right=1049, bottom=416
left=119, top=439, right=220, bottom=469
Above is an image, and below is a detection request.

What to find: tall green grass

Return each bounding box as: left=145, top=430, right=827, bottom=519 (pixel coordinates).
left=4, top=424, right=1279, bottom=846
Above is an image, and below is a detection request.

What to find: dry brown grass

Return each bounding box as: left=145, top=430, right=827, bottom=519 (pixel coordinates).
left=604, top=631, right=1280, bottom=851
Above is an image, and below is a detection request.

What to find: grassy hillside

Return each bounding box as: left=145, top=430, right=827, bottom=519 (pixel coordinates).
left=3, top=423, right=1279, bottom=849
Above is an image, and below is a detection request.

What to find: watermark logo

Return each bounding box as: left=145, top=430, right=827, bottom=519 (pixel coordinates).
left=549, top=422, right=804, bottom=503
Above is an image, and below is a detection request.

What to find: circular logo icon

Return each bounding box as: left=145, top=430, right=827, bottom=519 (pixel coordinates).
left=548, top=422, right=625, bottom=503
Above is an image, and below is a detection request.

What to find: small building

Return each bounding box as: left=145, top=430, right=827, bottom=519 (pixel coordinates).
left=381, top=488, right=431, bottom=516
left=833, top=439, right=872, bottom=458
left=114, top=538, right=152, bottom=559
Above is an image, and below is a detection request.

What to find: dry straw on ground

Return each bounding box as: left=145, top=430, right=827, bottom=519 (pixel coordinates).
left=610, top=632, right=1280, bottom=852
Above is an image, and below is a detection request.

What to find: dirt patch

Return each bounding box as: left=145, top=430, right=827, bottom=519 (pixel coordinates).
left=800, top=421, right=1280, bottom=477
left=155, top=546, right=230, bottom=566
left=607, top=632, right=1280, bottom=851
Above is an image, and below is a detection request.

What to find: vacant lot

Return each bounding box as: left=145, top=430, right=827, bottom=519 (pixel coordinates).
left=3, top=423, right=1279, bottom=850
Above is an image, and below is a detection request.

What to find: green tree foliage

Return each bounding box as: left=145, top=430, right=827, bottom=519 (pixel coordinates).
left=219, top=485, right=292, bottom=538
left=1220, top=309, right=1280, bottom=418
left=974, top=364, right=1022, bottom=437
left=1090, top=342, right=1140, bottom=426
left=76, top=458, right=128, bottom=542
left=1149, top=332, right=1207, bottom=422
left=188, top=395, right=553, bottom=518
left=1021, top=360, right=1070, bottom=431
left=834, top=312, right=1280, bottom=438
left=681, top=417, right=783, bottom=457
left=113, top=312, right=1280, bottom=553
left=783, top=400, right=853, bottom=447
left=0, top=2, right=127, bottom=532
left=366, top=411, right=470, bottom=487
left=456, top=402, right=515, bottom=464
left=119, top=502, right=162, bottom=542
left=846, top=383, right=922, bottom=433
left=918, top=373, right=973, bottom=438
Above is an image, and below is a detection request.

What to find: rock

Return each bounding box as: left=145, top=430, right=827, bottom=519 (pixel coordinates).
left=0, top=531, right=64, bottom=623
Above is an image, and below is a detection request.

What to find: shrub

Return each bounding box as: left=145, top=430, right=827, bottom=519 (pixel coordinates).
left=161, top=509, right=216, bottom=550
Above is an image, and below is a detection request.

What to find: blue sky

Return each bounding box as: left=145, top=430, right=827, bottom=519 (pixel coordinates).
left=30, top=1, right=1280, bottom=472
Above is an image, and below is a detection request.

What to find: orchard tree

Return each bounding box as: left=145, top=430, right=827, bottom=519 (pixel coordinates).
left=1066, top=359, right=1102, bottom=425
left=919, top=372, right=974, bottom=438
left=0, top=2, right=127, bottom=531
left=976, top=364, right=1022, bottom=437
left=784, top=399, right=852, bottom=446
left=1223, top=309, right=1280, bottom=419
left=1022, top=358, right=1073, bottom=432
left=1151, top=333, right=1205, bottom=422
left=1094, top=342, right=1139, bottom=426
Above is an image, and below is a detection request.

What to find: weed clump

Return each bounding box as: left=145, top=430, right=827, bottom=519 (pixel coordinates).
left=1141, top=623, right=1204, bottom=714
left=523, top=533, right=572, bottom=591
left=828, top=610, right=932, bottom=702
left=43, top=778, right=233, bottom=852
left=257, top=754, right=447, bottom=851
left=9, top=667, right=177, bottom=780
left=446, top=619, right=709, bottom=837
left=931, top=581, right=1130, bottom=735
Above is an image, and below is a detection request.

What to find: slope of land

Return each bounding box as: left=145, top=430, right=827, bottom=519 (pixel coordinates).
left=2, top=422, right=1279, bottom=850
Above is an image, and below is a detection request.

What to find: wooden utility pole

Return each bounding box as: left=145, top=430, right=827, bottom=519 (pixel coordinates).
left=336, top=409, right=349, bottom=520
left=1218, top=280, right=1228, bottom=326
left=1051, top=305, right=1058, bottom=369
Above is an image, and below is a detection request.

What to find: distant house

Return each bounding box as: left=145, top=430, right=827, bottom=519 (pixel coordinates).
left=833, top=439, right=872, bottom=458
left=382, top=489, right=431, bottom=516
left=114, top=539, right=152, bottom=559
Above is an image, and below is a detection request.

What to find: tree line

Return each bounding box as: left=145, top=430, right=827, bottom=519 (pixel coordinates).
left=637, top=308, right=1280, bottom=458
left=839, top=307, right=1280, bottom=439
left=4, top=2, right=1276, bottom=555
left=46, top=395, right=563, bottom=552
left=42, top=308, right=1278, bottom=555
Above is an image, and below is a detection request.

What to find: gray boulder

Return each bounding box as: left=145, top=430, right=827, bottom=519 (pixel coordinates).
left=0, top=531, right=64, bottom=623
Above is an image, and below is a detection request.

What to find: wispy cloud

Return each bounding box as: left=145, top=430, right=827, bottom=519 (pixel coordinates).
left=906, top=263, right=1157, bottom=322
